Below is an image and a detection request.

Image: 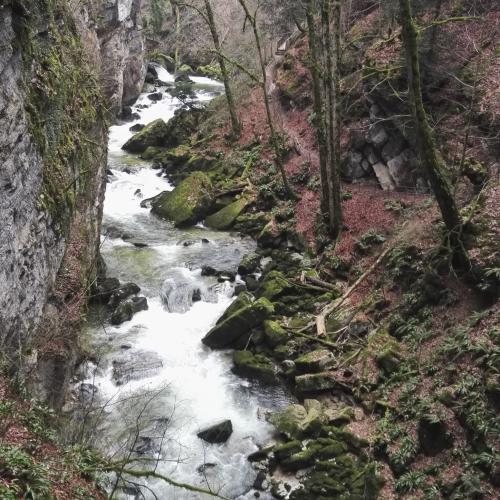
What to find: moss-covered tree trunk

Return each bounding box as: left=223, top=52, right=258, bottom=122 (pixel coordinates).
left=399, top=0, right=468, bottom=266
left=237, top=0, right=295, bottom=198
left=321, top=0, right=342, bottom=238
left=306, top=0, right=329, bottom=219
left=203, top=0, right=241, bottom=139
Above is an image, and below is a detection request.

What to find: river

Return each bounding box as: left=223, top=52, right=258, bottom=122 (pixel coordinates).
left=81, top=66, right=292, bottom=499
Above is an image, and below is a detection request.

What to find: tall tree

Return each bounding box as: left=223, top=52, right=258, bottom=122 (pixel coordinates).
left=321, top=0, right=343, bottom=238
left=305, top=0, right=329, bottom=218
left=399, top=0, right=468, bottom=266
left=236, top=0, right=295, bottom=198
left=203, top=0, right=241, bottom=139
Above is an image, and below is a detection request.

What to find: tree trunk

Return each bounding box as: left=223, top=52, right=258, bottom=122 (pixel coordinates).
left=203, top=0, right=241, bottom=139
left=399, top=0, right=468, bottom=266
left=174, top=3, right=181, bottom=74
left=236, top=0, right=295, bottom=198
left=321, top=0, right=342, bottom=238
left=306, top=0, right=330, bottom=220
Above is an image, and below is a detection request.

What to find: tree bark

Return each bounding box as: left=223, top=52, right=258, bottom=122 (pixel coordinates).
left=203, top=0, right=241, bottom=139
left=399, top=0, right=468, bottom=266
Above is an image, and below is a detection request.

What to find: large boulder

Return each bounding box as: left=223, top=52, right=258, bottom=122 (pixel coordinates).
left=205, top=196, right=252, bottom=230
left=295, top=349, right=336, bottom=374
left=151, top=172, right=213, bottom=227
left=372, top=162, right=395, bottom=191
left=197, top=420, right=233, bottom=443
left=122, top=119, right=170, bottom=153
left=202, top=297, right=274, bottom=349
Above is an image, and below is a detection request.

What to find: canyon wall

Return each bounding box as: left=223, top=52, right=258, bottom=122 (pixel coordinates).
left=0, top=0, right=145, bottom=403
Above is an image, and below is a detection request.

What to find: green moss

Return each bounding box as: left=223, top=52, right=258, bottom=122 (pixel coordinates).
left=21, top=0, right=106, bottom=229
left=263, top=320, right=288, bottom=347
left=205, top=196, right=252, bottom=230
left=232, top=350, right=277, bottom=384
left=257, top=270, right=292, bottom=300
left=151, top=172, right=213, bottom=226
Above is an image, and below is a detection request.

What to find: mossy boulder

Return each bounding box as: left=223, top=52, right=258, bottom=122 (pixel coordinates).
left=217, top=292, right=254, bottom=324
left=205, top=196, right=252, bottom=230
left=263, top=320, right=288, bottom=348
left=234, top=212, right=271, bottom=236
left=237, top=252, right=261, bottom=275
left=295, top=349, right=335, bottom=374
left=122, top=119, right=169, bottom=153
left=268, top=400, right=326, bottom=439
left=274, top=440, right=303, bottom=461
left=202, top=297, right=274, bottom=349
left=232, top=350, right=277, bottom=384
left=281, top=447, right=317, bottom=471
left=257, top=221, right=285, bottom=248
left=295, top=371, right=342, bottom=394
left=151, top=172, right=213, bottom=227
left=257, top=270, right=293, bottom=301
left=197, top=420, right=232, bottom=443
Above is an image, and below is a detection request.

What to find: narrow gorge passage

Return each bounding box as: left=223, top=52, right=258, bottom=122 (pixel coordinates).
left=82, top=68, right=292, bottom=499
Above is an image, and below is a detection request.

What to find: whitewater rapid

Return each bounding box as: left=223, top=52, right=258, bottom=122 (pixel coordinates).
left=82, top=69, right=292, bottom=499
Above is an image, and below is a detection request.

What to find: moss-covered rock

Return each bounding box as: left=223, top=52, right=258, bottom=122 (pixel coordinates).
left=295, top=371, right=342, bottom=394
left=217, top=292, right=254, bottom=324
left=295, top=349, right=335, bottom=374
left=257, top=270, right=293, bottom=301
left=234, top=212, right=271, bottom=236
left=257, top=221, right=285, bottom=248
left=122, top=119, right=170, bottom=153
left=274, top=440, right=303, bottom=461
left=151, top=172, right=213, bottom=227
left=232, top=350, right=277, bottom=384
left=205, top=196, right=252, bottom=230
left=202, top=297, right=274, bottom=349
left=237, top=252, right=261, bottom=275
left=268, top=400, right=326, bottom=439
left=263, top=320, right=288, bottom=348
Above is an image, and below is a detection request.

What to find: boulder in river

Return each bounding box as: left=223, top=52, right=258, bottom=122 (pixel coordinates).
left=151, top=172, right=214, bottom=227
left=202, top=296, right=274, bottom=349
left=122, top=118, right=170, bottom=153
left=92, top=277, right=120, bottom=304
left=237, top=252, right=261, bottom=276
left=110, top=296, right=148, bottom=325
left=197, top=420, right=233, bottom=443
left=108, top=282, right=141, bottom=308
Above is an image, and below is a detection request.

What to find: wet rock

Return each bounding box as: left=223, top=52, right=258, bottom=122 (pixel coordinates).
left=110, top=296, right=148, bottom=325
left=201, top=265, right=217, bottom=277
left=122, top=118, right=170, bottom=153
left=197, top=420, right=233, bottom=443
left=232, top=350, right=277, bottom=384
left=217, top=271, right=236, bottom=283
left=418, top=416, right=453, bottom=456
left=257, top=222, right=285, bottom=249
left=108, top=282, right=141, bottom=308
left=192, top=289, right=202, bottom=302
left=238, top=252, right=261, bottom=276
left=197, top=463, right=217, bottom=474
left=112, top=352, right=163, bottom=385
left=202, top=297, right=274, bottom=349
left=248, top=443, right=275, bottom=462
left=274, top=440, right=302, bottom=461
left=151, top=172, right=214, bottom=227
left=295, top=349, right=335, bottom=374
left=234, top=283, right=247, bottom=295
left=253, top=471, right=268, bottom=491
left=92, top=277, right=120, bottom=304
left=147, top=91, right=163, bottom=102
left=132, top=242, right=148, bottom=248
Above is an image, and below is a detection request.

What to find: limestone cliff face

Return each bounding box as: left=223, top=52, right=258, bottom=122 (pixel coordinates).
left=0, top=0, right=145, bottom=404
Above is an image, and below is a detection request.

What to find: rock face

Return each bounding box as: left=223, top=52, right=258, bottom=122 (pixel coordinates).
left=0, top=0, right=146, bottom=405
left=96, top=0, right=147, bottom=113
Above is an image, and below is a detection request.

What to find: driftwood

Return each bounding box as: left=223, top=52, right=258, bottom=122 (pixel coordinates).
left=315, top=246, right=392, bottom=336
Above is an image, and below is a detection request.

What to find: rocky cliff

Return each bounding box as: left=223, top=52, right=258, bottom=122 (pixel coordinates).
left=0, top=0, right=146, bottom=404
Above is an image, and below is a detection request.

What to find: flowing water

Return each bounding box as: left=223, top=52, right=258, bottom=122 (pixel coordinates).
left=82, top=68, right=292, bottom=499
